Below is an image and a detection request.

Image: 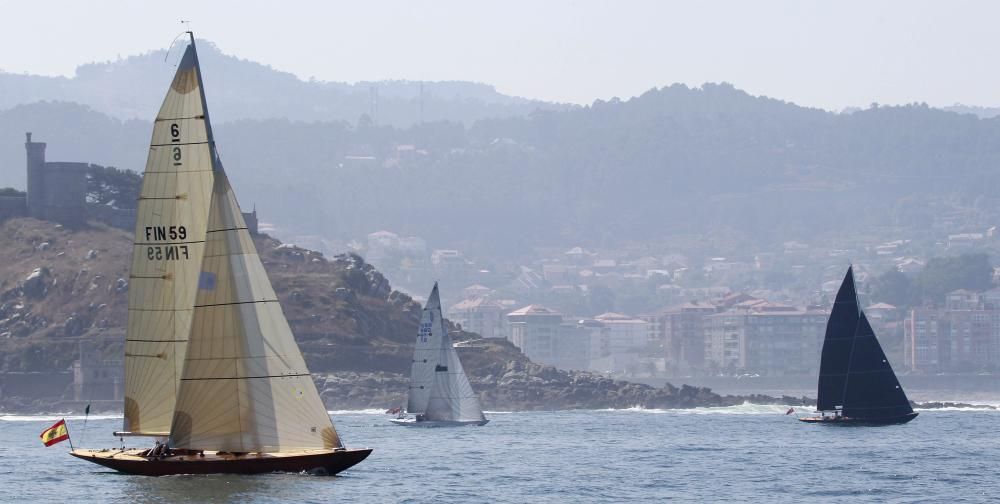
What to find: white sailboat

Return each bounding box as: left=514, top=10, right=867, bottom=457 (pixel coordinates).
left=391, top=283, right=488, bottom=427
left=69, top=33, right=371, bottom=475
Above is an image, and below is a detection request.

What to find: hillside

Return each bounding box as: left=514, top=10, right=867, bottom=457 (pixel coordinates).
left=4, top=84, right=1000, bottom=258
left=0, top=40, right=566, bottom=127
left=0, top=217, right=800, bottom=411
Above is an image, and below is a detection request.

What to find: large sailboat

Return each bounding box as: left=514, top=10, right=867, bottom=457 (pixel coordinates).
left=799, top=266, right=917, bottom=425
left=391, top=283, right=488, bottom=427
left=70, top=34, right=372, bottom=475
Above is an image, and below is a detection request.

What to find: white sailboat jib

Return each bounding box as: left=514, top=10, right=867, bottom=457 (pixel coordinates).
left=424, top=328, right=486, bottom=423
left=123, top=43, right=215, bottom=436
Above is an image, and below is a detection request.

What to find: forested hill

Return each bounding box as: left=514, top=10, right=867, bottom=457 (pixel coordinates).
left=3, top=84, right=1000, bottom=255
left=0, top=39, right=565, bottom=126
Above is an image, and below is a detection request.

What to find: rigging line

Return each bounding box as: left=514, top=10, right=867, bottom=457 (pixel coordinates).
left=136, top=196, right=190, bottom=201
left=193, top=299, right=278, bottom=308
left=154, top=115, right=207, bottom=122
left=134, top=240, right=205, bottom=246
left=151, top=141, right=209, bottom=147
left=206, top=227, right=248, bottom=233
left=164, top=31, right=190, bottom=67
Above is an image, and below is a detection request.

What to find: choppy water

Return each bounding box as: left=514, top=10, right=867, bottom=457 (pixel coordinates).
left=1, top=404, right=998, bottom=503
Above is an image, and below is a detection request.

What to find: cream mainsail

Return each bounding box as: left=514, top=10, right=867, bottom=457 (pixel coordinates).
left=160, top=39, right=338, bottom=453
left=410, top=284, right=485, bottom=423
left=122, top=42, right=215, bottom=436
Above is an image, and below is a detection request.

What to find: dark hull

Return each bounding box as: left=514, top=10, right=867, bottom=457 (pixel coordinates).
left=798, top=412, right=918, bottom=426
left=70, top=448, right=372, bottom=476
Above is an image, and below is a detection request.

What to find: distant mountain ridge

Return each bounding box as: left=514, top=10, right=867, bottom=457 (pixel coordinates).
left=0, top=39, right=569, bottom=126
left=2, top=83, right=1000, bottom=258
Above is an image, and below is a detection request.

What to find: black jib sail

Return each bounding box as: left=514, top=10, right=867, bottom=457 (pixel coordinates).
left=841, top=312, right=914, bottom=419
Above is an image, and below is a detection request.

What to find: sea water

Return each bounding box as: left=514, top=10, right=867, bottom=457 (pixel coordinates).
left=1, top=405, right=998, bottom=503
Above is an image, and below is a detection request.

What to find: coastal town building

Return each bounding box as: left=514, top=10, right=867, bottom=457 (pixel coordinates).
left=905, top=289, right=1000, bottom=372
left=704, top=303, right=826, bottom=375
left=449, top=297, right=507, bottom=339
left=645, top=301, right=718, bottom=372
left=506, top=305, right=590, bottom=371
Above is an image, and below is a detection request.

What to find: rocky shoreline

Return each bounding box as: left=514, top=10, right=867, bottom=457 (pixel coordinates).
left=1, top=368, right=994, bottom=415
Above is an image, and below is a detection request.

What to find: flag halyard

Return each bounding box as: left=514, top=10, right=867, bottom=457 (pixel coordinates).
left=40, top=419, right=70, bottom=447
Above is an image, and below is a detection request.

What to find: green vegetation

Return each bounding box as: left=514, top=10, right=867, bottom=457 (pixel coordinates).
left=86, top=164, right=140, bottom=209
left=3, top=82, right=1000, bottom=258
left=871, top=253, right=994, bottom=308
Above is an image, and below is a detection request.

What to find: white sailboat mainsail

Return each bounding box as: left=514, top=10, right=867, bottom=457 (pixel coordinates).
left=406, top=284, right=445, bottom=415
left=166, top=39, right=340, bottom=453
left=412, top=284, right=486, bottom=423
left=122, top=42, right=215, bottom=436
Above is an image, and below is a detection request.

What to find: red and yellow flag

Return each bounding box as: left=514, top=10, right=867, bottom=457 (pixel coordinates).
left=40, top=419, right=69, bottom=447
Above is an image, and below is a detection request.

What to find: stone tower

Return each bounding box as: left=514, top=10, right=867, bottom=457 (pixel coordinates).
left=24, top=132, right=47, bottom=219
left=24, top=132, right=87, bottom=225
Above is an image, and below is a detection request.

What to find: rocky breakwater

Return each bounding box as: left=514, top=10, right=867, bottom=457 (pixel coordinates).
left=312, top=358, right=813, bottom=412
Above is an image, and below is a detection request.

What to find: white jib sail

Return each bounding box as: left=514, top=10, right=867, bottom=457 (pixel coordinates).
left=407, top=283, right=444, bottom=414
left=122, top=42, right=215, bottom=436
left=422, top=286, right=485, bottom=423
left=165, top=38, right=340, bottom=453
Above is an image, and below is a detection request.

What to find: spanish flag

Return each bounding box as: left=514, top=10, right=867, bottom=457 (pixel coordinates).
left=40, top=419, right=70, bottom=447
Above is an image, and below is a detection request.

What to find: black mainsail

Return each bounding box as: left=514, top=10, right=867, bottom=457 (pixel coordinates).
left=810, top=266, right=915, bottom=424
left=816, top=267, right=861, bottom=412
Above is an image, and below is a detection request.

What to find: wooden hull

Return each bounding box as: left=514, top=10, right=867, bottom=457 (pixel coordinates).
left=70, top=447, right=372, bottom=476
left=389, top=418, right=489, bottom=427
left=798, top=412, right=918, bottom=426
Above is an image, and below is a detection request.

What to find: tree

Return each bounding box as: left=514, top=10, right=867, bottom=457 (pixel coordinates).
left=871, top=268, right=914, bottom=307
left=914, top=253, right=993, bottom=303
left=586, top=285, right=616, bottom=315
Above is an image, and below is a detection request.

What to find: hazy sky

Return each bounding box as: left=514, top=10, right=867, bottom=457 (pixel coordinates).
left=2, top=0, right=999, bottom=110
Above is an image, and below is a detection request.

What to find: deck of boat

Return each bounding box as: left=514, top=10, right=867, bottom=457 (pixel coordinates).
left=70, top=447, right=372, bottom=476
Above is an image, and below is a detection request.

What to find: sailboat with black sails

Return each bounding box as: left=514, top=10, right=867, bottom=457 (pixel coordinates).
left=799, top=266, right=917, bottom=425
left=69, top=33, right=371, bottom=475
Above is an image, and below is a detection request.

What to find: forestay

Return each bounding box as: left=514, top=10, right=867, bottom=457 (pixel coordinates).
left=122, top=43, right=215, bottom=436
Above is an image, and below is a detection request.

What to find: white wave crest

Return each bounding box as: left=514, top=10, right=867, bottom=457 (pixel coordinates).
left=0, top=414, right=122, bottom=422
left=914, top=405, right=1000, bottom=412
left=326, top=409, right=388, bottom=415
left=598, top=402, right=801, bottom=415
